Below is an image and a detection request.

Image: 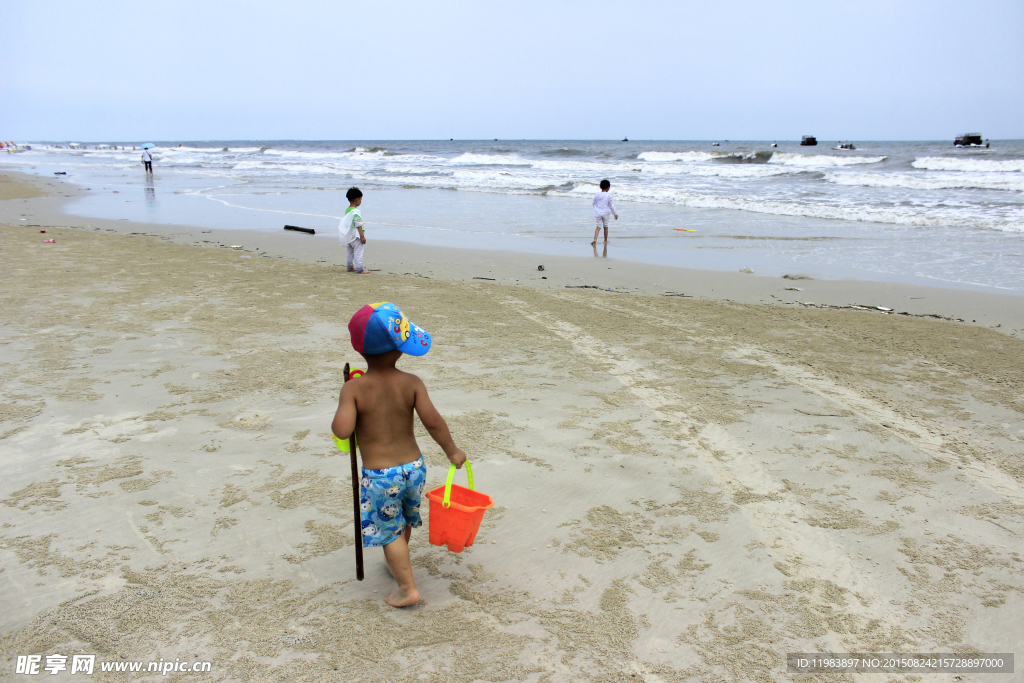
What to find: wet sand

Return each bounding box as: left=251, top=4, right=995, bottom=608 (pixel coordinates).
left=2, top=172, right=1023, bottom=681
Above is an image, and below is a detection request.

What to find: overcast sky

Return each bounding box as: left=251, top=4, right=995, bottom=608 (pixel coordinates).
left=2, top=0, right=1021, bottom=141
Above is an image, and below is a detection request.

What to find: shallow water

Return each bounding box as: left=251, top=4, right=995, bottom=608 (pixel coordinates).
left=5, top=139, right=1024, bottom=291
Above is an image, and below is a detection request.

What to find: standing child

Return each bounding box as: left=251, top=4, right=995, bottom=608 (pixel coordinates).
left=331, top=302, right=467, bottom=607
left=340, top=187, right=368, bottom=274
left=592, top=179, right=618, bottom=245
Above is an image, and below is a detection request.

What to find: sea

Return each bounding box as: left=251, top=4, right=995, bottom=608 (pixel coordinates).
left=5, top=139, right=1024, bottom=292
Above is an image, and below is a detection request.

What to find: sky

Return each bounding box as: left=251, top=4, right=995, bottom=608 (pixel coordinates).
left=1, top=0, right=1022, bottom=141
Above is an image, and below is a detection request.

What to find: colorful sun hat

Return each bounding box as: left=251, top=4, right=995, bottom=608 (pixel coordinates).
left=349, top=302, right=431, bottom=356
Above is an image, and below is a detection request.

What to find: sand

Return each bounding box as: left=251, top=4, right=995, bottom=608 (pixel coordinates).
left=2, top=171, right=1023, bottom=681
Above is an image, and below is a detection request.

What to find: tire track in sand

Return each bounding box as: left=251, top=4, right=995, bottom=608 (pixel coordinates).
left=575, top=293, right=1024, bottom=505
left=498, top=293, right=907, bottom=627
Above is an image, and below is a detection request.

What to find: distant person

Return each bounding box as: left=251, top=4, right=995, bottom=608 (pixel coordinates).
left=592, top=179, right=618, bottom=245
left=141, top=148, right=153, bottom=175
left=340, top=187, right=368, bottom=274
left=331, top=302, right=466, bottom=607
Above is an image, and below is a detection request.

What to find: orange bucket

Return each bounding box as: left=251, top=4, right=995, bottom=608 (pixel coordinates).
left=426, top=461, right=494, bottom=553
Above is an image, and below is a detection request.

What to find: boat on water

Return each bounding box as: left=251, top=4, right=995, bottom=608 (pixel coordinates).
left=832, top=142, right=856, bottom=150
left=800, top=136, right=817, bottom=146
left=954, top=133, right=989, bottom=148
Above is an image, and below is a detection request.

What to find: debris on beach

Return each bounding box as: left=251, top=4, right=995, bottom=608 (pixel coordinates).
left=566, top=285, right=628, bottom=293
left=739, top=267, right=754, bottom=273
left=785, top=300, right=965, bottom=322
left=537, top=265, right=545, bottom=271
left=783, top=274, right=812, bottom=280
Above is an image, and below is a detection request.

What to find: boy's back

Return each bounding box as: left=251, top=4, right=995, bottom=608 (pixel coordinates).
left=343, top=365, right=424, bottom=470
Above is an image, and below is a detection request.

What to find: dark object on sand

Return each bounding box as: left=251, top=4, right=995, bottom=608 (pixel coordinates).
left=954, top=133, right=989, bottom=148
left=54, top=171, right=66, bottom=175
left=783, top=273, right=812, bottom=280
left=472, top=277, right=496, bottom=281
left=800, top=136, right=817, bottom=146
left=284, top=225, right=315, bottom=234
left=343, top=363, right=365, bottom=581
left=538, top=265, right=545, bottom=271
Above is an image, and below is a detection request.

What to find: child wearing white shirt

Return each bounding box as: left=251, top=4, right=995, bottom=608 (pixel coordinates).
left=340, top=187, right=369, bottom=274
left=592, top=179, right=617, bottom=245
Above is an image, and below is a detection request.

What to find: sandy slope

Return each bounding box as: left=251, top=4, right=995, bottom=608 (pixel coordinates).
left=1, top=177, right=1023, bottom=681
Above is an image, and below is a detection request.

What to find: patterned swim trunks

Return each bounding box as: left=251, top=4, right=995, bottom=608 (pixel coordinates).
left=359, top=456, right=426, bottom=547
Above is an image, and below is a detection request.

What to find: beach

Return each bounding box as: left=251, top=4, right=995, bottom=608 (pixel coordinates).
left=2, top=171, right=1024, bottom=681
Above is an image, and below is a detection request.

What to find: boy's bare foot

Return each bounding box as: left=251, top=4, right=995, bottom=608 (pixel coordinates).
left=385, top=586, right=420, bottom=607
left=590, top=241, right=596, bottom=245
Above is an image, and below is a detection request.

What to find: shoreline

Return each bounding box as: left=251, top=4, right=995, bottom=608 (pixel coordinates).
left=2, top=170, right=1022, bottom=335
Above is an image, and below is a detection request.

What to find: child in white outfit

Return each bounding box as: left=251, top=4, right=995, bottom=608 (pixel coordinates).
left=592, top=179, right=617, bottom=244
left=340, top=187, right=369, bottom=274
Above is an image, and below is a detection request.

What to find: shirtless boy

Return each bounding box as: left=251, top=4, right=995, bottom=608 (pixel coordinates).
left=331, top=302, right=466, bottom=607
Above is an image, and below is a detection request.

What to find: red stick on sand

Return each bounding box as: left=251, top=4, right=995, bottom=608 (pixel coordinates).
left=344, top=363, right=365, bottom=581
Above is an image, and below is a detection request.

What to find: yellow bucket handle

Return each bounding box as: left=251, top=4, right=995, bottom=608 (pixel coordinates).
left=443, top=460, right=474, bottom=508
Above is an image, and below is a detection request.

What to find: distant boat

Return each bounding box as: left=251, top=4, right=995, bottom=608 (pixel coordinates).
left=712, top=142, right=720, bottom=147
left=832, top=142, right=856, bottom=150
left=800, top=136, right=817, bottom=146
left=622, top=137, right=628, bottom=142
left=954, top=133, right=989, bottom=148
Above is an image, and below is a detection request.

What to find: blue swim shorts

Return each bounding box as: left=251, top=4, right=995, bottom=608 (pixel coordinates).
left=359, top=456, right=426, bottom=547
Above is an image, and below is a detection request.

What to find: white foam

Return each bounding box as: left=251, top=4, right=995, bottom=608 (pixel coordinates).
left=769, top=153, right=887, bottom=167
left=262, top=148, right=388, bottom=161
left=825, top=171, right=1024, bottom=192
left=636, top=151, right=716, bottom=163
left=447, top=152, right=532, bottom=165
left=912, top=157, right=1024, bottom=173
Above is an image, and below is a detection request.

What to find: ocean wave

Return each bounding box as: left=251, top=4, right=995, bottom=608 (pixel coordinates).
left=262, top=148, right=388, bottom=161
left=639, top=163, right=793, bottom=178
left=539, top=148, right=591, bottom=157
left=636, top=150, right=775, bottom=164
left=448, top=152, right=532, bottom=165
left=711, top=151, right=775, bottom=164
left=912, top=157, right=1024, bottom=173
left=554, top=184, right=1024, bottom=232
left=769, top=153, right=887, bottom=167
left=825, top=171, right=1024, bottom=192
left=232, top=160, right=353, bottom=175
left=636, top=151, right=717, bottom=163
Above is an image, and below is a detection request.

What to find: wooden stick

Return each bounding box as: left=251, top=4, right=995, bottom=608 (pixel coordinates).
left=344, top=362, right=365, bottom=581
